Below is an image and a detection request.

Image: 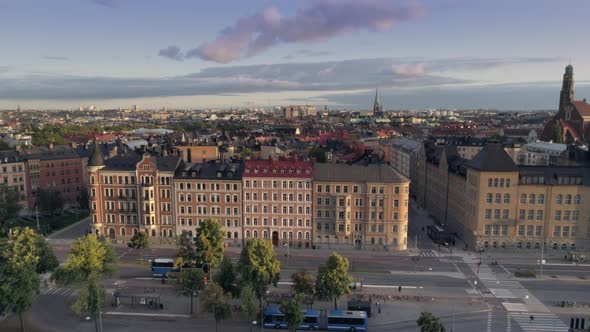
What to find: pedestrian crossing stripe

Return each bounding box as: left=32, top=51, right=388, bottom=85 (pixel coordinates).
left=419, top=250, right=436, bottom=257
left=41, top=287, right=78, bottom=296
left=509, top=312, right=569, bottom=332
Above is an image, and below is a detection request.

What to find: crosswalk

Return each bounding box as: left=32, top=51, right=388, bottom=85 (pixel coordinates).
left=419, top=250, right=436, bottom=257
left=509, top=312, right=569, bottom=332
left=41, top=287, right=78, bottom=297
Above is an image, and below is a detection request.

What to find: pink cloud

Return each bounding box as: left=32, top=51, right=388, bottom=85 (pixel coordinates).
left=189, top=0, right=427, bottom=63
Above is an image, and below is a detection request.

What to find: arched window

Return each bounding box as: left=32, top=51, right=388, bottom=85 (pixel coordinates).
left=263, top=231, right=268, bottom=239
left=133, top=228, right=138, bottom=236
left=561, top=243, right=567, bottom=250
left=525, top=242, right=531, bottom=249
left=246, top=230, right=251, bottom=238
left=283, top=231, right=287, bottom=239
left=121, top=228, right=126, bottom=237
left=529, top=194, right=536, bottom=204
left=565, top=194, right=572, bottom=205
left=297, top=232, right=302, bottom=239
left=289, top=232, right=293, bottom=239
left=188, top=231, right=193, bottom=238
left=574, top=194, right=581, bottom=205
left=370, top=237, right=375, bottom=245
left=305, top=232, right=310, bottom=240
left=517, top=242, right=522, bottom=248
left=378, top=238, right=383, bottom=245
left=556, top=194, right=563, bottom=205
left=253, top=231, right=258, bottom=238
left=151, top=229, right=156, bottom=237
left=520, top=194, right=526, bottom=204
left=233, top=232, right=238, bottom=239
left=488, top=178, right=493, bottom=187
left=227, top=232, right=231, bottom=239
left=168, top=230, right=173, bottom=237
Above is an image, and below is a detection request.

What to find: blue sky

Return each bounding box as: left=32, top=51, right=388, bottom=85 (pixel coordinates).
left=1, top=0, right=589, bottom=110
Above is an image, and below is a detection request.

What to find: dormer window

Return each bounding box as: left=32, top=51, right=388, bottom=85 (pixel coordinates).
left=273, top=169, right=277, bottom=174
left=254, top=169, right=259, bottom=174
left=296, top=169, right=301, bottom=175
left=245, top=169, right=250, bottom=174
left=281, top=169, right=286, bottom=174
left=143, top=165, right=150, bottom=170
left=263, top=169, right=268, bottom=174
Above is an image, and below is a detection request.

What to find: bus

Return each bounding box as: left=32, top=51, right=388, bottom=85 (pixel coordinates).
left=263, top=306, right=320, bottom=330
left=150, top=258, right=178, bottom=277
left=327, top=310, right=368, bottom=331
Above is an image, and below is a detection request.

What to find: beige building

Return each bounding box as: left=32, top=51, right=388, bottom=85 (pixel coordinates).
left=174, top=162, right=243, bottom=246
left=313, top=163, right=410, bottom=250
left=176, top=145, right=219, bottom=163
left=416, top=143, right=590, bottom=251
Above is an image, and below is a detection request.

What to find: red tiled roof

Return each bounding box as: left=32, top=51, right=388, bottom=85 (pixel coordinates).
left=573, top=100, right=590, bottom=117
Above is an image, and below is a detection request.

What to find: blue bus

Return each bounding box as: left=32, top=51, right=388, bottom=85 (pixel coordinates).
left=151, top=258, right=178, bottom=277
left=263, top=306, right=320, bottom=330
left=327, top=310, right=368, bottom=331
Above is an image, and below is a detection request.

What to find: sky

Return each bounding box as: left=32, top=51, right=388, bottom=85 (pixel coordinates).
left=1, top=0, right=590, bottom=110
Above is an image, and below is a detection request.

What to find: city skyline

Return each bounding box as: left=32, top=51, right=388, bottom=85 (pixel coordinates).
left=1, top=0, right=590, bottom=110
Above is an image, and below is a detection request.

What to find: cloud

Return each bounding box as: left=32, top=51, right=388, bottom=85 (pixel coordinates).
left=281, top=49, right=333, bottom=60
left=42, top=56, right=69, bottom=61
left=0, top=56, right=560, bottom=101
left=158, top=46, right=184, bottom=61
left=182, top=0, right=426, bottom=63
left=92, top=0, right=119, bottom=7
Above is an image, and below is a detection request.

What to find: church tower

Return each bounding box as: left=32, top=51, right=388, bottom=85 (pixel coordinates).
left=373, top=88, right=383, bottom=117
left=559, top=64, right=574, bottom=115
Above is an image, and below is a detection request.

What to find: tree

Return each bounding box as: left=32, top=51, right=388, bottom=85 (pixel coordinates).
left=34, top=235, right=59, bottom=274
left=416, top=312, right=446, bottom=332
left=175, top=230, right=196, bottom=264
left=174, top=268, right=205, bottom=315
left=128, top=231, right=149, bottom=261
left=315, top=252, right=352, bottom=310
left=54, top=234, right=117, bottom=332
left=240, top=284, right=258, bottom=332
left=194, top=218, right=225, bottom=279
left=0, top=228, right=41, bottom=332
left=200, top=283, right=232, bottom=332
left=291, top=270, right=315, bottom=296
left=213, top=257, right=238, bottom=297
left=238, top=239, right=281, bottom=303
left=280, top=293, right=304, bottom=332
left=0, top=185, right=21, bottom=235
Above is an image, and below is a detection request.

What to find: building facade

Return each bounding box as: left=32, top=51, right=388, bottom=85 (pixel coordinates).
left=87, top=148, right=180, bottom=239
left=416, top=143, right=590, bottom=251
left=313, top=163, right=410, bottom=250
left=242, top=159, right=314, bottom=248
left=174, top=162, right=243, bottom=245
left=0, top=151, right=29, bottom=214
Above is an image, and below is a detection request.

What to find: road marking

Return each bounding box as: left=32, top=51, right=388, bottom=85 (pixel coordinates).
left=499, top=264, right=511, bottom=275
left=509, top=312, right=569, bottom=332
left=135, top=277, right=160, bottom=280
left=487, top=311, right=492, bottom=332
left=104, top=312, right=190, bottom=318
left=506, top=312, right=512, bottom=332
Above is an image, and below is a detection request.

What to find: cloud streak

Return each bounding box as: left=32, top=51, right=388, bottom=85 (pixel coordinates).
left=158, top=46, right=184, bottom=61
left=0, top=57, right=560, bottom=101
left=43, top=56, right=69, bottom=61
left=177, top=0, right=426, bottom=63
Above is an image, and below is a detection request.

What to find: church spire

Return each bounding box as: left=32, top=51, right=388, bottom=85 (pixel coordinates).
left=559, top=64, right=575, bottom=114
left=373, top=88, right=383, bottom=116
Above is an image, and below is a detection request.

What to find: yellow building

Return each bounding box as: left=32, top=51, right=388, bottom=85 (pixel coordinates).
left=313, top=163, right=410, bottom=250
left=417, top=143, right=589, bottom=251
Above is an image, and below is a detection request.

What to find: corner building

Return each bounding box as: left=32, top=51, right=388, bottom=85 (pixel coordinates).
left=313, top=163, right=410, bottom=250
left=242, top=159, right=314, bottom=248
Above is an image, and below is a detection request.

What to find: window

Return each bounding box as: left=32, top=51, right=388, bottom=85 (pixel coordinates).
left=494, top=209, right=500, bottom=220
left=529, top=194, right=536, bottom=204
left=518, top=225, right=525, bottom=236
left=563, top=226, right=569, bottom=237
left=495, top=194, right=501, bottom=204
left=499, top=178, right=504, bottom=187
left=574, top=194, right=581, bottom=205
left=501, top=225, right=508, bottom=236
left=565, top=194, right=572, bottom=205
left=519, top=209, right=525, bottom=221
left=485, top=209, right=491, bottom=220
left=503, top=194, right=510, bottom=204
left=520, top=194, right=526, bottom=204
left=494, top=178, right=498, bottom=187
left=527, top=225, right=533, bottom=236
left=573, top=210, right=579, bottom=221
left=556, top=194, right=563, bottom=205
left=538, top=194, right=544, bottom=204
left=528, top=210, right=534, bottom=220
left=553, top=226, right=560, bottom=237
left=502, top=209, right=509, bottom=220
left=536, top=210, right=543, bottom=221
left=485, top=225, right=491, bottom=235
left=506, top=179, right=511, bottom=188
left=488, top=178, right=492, bottom=187
left=555, top=210, right=561, bottom=221
left=564, top=210, right=571, bottom=221
left=535, top=226, right=542, bottom=236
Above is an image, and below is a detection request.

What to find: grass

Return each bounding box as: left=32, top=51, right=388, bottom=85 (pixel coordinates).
left=12, top=212, right=88, bottom=235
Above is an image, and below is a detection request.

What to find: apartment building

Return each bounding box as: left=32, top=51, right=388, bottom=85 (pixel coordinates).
left=242, top=159, right=314, bottom=248
left=0, top=151, right=29, bottom=214
left=87, top=146, right=180, bottom=239
left=416, top=143, right=590, bottom=250
left=313, top=163, right=410, bottom=250
left=174, top=161, right=243, bottom=245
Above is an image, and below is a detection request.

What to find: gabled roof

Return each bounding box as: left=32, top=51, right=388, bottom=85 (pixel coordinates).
left=314, top=163, right=408, bottom=183
left=465, top=143, right=518, bottom=172
left=573, top=100, right=590, bottom=117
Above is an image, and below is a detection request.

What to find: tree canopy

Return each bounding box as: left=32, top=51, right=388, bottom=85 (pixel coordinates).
left=315, top=252, right=352, bottom=310
left=194, top=218, right=225, bottom=275
left=291, top=270, right=315, bottom=296
left=213, top=257, right=238, bottom=297
left=175, top=268, right=205, bottom=315
left=417, top=312, right=446, bottom=332
left=200, top=283, right=232, bottom=332
left=175, top=230, right=196, bottom=264
left=54, top=234, right=117, bottom=284
left=280, top=293, right=304, bottom=332
left=238, top=238, right=281, bottom=300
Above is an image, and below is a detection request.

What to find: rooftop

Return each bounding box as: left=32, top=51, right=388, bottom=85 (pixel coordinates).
left=314, top=163, right=408, bottom=183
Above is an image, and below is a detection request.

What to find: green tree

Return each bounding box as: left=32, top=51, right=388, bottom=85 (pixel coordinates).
left=0, top=228, right=41, bottom=332
left=308, top=146, right=326, bottom=163
left=34, top=235, right=59, bottom=274
left=213, top=257, right=238, bottom=297
left=128, top=231, right=149, bottom=262
left=291, top=270, right=315, bottom=296
left=280, top=293, right=304, bottom=332
left=417, top=312, right=446, bottom=332
left=200, top=283, right=232, bottom=332
left=194, top=218, right=225, bottom=279
left=54, top=234, right=117, bottom=332
left=174, top=268, right=205, bottom=315
left=240, top=284, right=258, bottom=332
left=238, top=239, right=281, bottom=303
left=175, top=230, right=196, bottom=264
left=315, top=252, right=352, bottom=310
left=0, top=185, right=21, bottom=235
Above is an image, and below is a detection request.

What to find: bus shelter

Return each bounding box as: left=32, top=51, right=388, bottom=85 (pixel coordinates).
left=112, top=291, right=162, bottom=310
